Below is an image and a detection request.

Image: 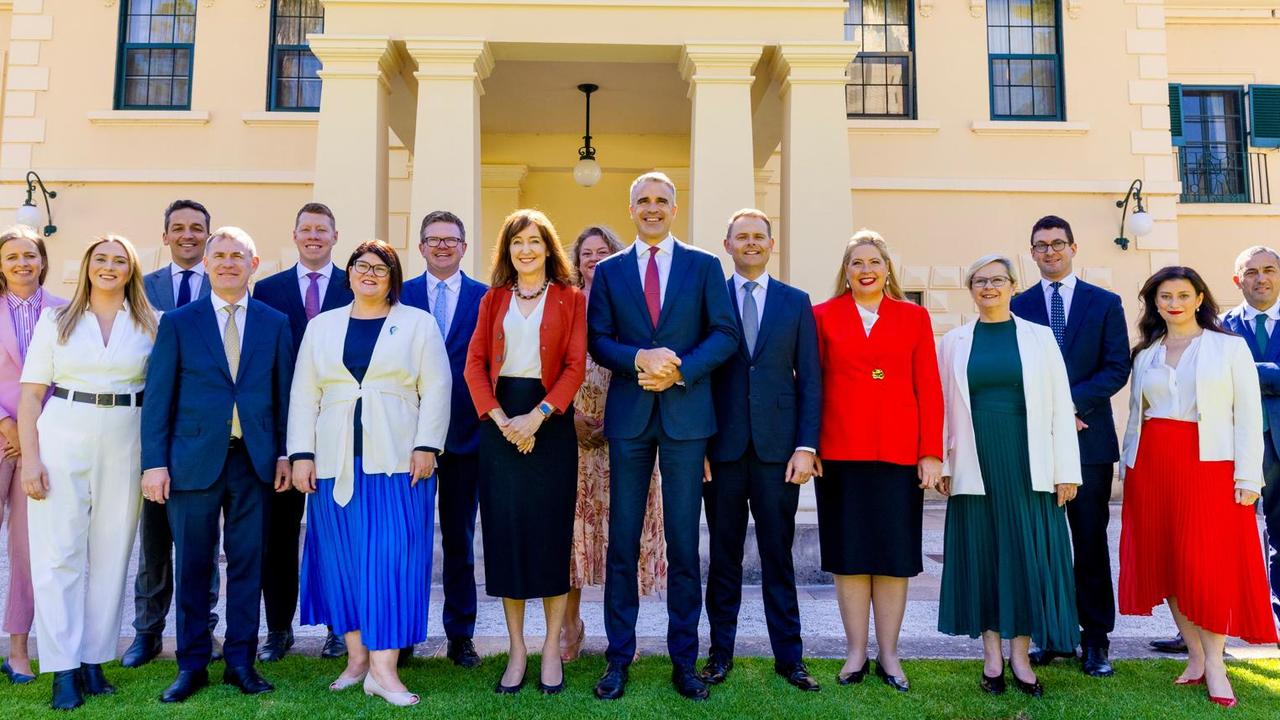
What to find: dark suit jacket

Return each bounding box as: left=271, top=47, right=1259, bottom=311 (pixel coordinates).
left=141, top=298, right=294, bottom=490
left=402, top=271, right=488, bottom=454
left=143, top=264, right=211, bottom=311
left=250, top=264, right=353, bottom=356
left=587, top=240, right=738, bottom=441
left=709, top=277, right=821, bottom=464
left=1011, top=278, right=1130, bottom=465
left=1222, top=305, right=1280, bottom=460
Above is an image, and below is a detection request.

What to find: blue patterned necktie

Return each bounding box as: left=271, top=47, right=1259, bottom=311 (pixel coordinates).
left=176, top=269, right=194, bottom=308
left=1049, top=281, right=1066, bottom=348
left=433, top=280, right=449, bottom=339
left=741, top=281, right=759, bottom=355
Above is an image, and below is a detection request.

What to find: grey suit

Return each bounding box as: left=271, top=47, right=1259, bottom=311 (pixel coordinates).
left=133, top=263, right=218, bottom=637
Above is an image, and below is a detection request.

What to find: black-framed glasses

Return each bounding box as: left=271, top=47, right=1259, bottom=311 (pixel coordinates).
left=1031, top=239, right=1071, bottom=254
left=970, top=276, right=1012, bottom=289
left=422, top=236, right=463, bottom=248
left=352, top=260, right=390, bottom=278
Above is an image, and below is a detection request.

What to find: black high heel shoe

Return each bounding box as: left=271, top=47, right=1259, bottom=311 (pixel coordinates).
left=874, top=659, right=909, bottom=693
left=837, top=659, right=869, bottom=685
left=1010, top=663, right=1044, bottom=698
left=980, top=664, right=1006, bottom=695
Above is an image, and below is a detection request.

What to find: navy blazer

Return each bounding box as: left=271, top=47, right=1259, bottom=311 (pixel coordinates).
left=1011, top=278, right=1131, bottom=465
left=708, top=277, right=821, bottom=464
left=587, top=240, right=739, bottom=441
left=251, top=264, right=354, bottom=356
left=143, top=265, right=211, bottom=311
left=1221, top=304, right=1280, bottom=460
left=402, top=270, right=488, bottom=454
left=141, top=298, right=294, bottom=490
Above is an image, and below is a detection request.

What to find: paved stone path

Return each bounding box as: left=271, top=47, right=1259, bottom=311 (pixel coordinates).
left=2, top=502, right=1277, bottom=662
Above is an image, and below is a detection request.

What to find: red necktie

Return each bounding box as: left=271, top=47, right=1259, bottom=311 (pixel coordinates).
left=644, top=245, right=661, bottom=328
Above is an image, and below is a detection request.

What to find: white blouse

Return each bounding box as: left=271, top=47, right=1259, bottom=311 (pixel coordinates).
left=499, top=293, right=546, bottom=379
left=20, top=306, right=155, bottom=393
left=1141, top=336, right=1202, bottom=422
left=856, top=302, right=879, bottom=334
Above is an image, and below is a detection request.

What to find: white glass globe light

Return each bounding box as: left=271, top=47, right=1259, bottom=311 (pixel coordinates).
left=15, top=203, right=41, bottom=230
left=1126, top=210, right=1154, bottom=238
left=573, top=157, right=602, bottom=188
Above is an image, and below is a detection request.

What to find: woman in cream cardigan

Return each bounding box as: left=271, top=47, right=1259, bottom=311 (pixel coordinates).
left=289, top=240, right=451, bottom=707
left=936, top=254, right=1080, bottom=699
left=1119, top=265, right=1276, bottom=709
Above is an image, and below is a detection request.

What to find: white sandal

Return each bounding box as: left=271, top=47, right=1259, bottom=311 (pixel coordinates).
left=364, top=673, right=420, bottom=707
left=329, top=671, right=367, bottom=691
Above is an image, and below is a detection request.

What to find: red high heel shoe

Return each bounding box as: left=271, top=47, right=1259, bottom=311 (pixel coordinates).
left=1173, top=674, right=1204, bottom=686
left=1206, top=686, right=1238, bottom=708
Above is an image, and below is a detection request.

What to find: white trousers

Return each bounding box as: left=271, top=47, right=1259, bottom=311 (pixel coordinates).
left=26, top=397, right=142, bottom=673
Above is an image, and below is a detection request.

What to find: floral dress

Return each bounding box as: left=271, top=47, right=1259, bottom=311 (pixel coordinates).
left=569, top=356, right=667, bottom=594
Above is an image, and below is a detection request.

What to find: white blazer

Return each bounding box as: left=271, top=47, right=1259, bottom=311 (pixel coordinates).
left=287, top=302, right=452, bottom=506
left=1121, top=330, right=1263, bottom=492
left=938, top=316, right=1082, bottom=495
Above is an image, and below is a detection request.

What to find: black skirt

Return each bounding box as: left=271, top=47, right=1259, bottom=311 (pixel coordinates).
left=478, top=377, right=578, bottom=599
left=815, top=460, right=923, bottom=577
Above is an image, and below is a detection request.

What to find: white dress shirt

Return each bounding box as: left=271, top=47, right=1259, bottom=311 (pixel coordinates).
left=295, top=261, right=334, bottom=305
left=632, top=234, right=676, bottom=307
left=427, top=270, right=462, bottom=337
left=856, top=302, right=879, bottom=334
left=170, top=262, right=206, bottom=300
left=1141, top=337, right=1202, bottom=422
left=21, top=306, right=154, bottom=393
left=1239, top=301, right=1279, bottom=338
left=499, top=293, right=546, bottom=379
left=1040, top=272, right=1078, bottom=322
left=731, top=271, right=768, bottom=326
left=210, top=292, right=248, bottom=352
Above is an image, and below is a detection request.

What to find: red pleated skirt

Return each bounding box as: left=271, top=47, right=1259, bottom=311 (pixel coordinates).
left=1119, top=418, right=1278, bottom=644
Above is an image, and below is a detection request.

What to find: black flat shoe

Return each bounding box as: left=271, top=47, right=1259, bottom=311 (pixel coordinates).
left=837, top=659, right=869, bottom=685
left=980, top=668, right=1006, bottom=695
left=223, top=665, right=274, bottom=695
left=121, top=633, right=163, bottom=669
left=160, top=669, right=209, bottom=704
left=257, top=630, right=294, bottom=663
left=672, top=666, right=709, bottom=701
left=51, top=670, right=84, bottom=711
left=320, top=630, right=347, bottom=659
left=447, top=639, right=481, bottom=669
left=699, top=655, right=733, bottom=685
left=1011, top=669, right=1044, bottom=698
left=78, top=664, right=116, bottom=696
left=1, top=659, right=35, bottom=685
left=1081, top=646, right=1114, bottom=677
left=594, top=662, right=628, bottom=700
left=1149, top=634, right=1187, bottom=654
left=775, top=661, right=821, bottom=692
left=874, top=659, right=909, bottom=693
left=1028, top=647, right=1075, bottom=666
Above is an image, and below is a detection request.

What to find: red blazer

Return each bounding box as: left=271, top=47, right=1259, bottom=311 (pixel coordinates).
left=464, top=282, right=587, bottom=420
left=813, top=293, right=943, bottom=464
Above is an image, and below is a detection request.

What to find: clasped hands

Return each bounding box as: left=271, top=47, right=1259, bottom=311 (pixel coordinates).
left=636, top=348, right=683, bottom=393
left=491, top=408, right=545, bottom=455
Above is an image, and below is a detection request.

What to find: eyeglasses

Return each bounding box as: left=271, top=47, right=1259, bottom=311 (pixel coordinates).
left=352, top=261, right=390, bottom=278
left=422, top=236, right=463, bottom=248
left=1031, top=239, right=1071, bottom=254
left=970, top=276, right=1012, bottom=289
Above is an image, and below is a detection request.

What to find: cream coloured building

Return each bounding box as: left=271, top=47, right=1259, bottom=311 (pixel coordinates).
left=0, top=0, right=1276, bottom=321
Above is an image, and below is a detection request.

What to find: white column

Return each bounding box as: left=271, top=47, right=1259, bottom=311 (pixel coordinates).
left=680, top=44, right=763, bottom=258
left=404, top=38, right=493, bottom=278
left=309, top=35, right=396, bottom=252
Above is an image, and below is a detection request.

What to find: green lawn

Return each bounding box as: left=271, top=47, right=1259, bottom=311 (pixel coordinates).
left=3, top=656, right=1277, bottom=719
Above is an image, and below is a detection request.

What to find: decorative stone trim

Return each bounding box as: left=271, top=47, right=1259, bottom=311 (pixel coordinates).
left=848, top=119, right=941, bottom=134
left=970, top=120, right=1090, bottom=136
left=88, top=110, right=211, bottom=125
left=241, top=111, right=319, bottom=127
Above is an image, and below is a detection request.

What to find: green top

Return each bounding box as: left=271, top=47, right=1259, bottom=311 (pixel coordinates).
left=967, top=319, right=1024, bottom=413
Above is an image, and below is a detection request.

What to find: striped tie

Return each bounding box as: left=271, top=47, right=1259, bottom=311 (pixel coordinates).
left=223, top=305, right=242, bottom=439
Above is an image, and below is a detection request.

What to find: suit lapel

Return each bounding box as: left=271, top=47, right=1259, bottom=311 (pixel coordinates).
left=1014, top=285, right=1049, bottom=325
left=236, top=301, right=268, bottom=384
left=280, top=265, right=309, bottom=327
left=152, top=269, right=176, bottom=311
left=751, top=281, right=782, bottom=361
left=1061, top=281, right=1092, bottom=351
left=656, top=242, right=693, bottom=330
left=449, top=275, right=485, bottom=344
left=725, top=277, right=749, bottom=361
left=616, top=246, right=649, bottom=323
left=0, top=301, right=20, bottom=368
left=951, top=324, right=975, bottom=409
left=321, top=268, right=350, bottom=312
left=195, top=301, right=234, bottom=382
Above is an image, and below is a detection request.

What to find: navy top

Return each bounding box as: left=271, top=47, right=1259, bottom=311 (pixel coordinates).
left=345, top=317, right=386, bottom=457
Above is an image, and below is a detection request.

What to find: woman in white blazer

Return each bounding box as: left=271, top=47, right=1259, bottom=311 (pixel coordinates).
left=1118, top=265, right=1276, bottom=709
left=289, top=240, right=451, bottom=707
left=936, top=254, right=1080, bottom=699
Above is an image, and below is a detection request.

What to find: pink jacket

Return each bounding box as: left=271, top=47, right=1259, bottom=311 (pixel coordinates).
left=0, top=290, right=68, bottom=424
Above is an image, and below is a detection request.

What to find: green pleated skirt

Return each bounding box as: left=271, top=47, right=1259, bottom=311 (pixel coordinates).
left=937, top=404, right=1080, bottom=653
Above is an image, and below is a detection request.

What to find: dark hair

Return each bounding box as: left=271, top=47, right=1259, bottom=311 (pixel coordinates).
left=1030, top=214, right=1074, bottom=247
left=0, top=225, right=50, bottom=290
left=419, top=210, right=466, bottom=244
left=295, top=202, right=336, bottom=230
left=163, top=199, right=210, bottom=232
left=345, top=240, right=403, bottom=306
left=1132, top=265, right=1230, bottom=360
left=489, top=209, right=573, bottom=289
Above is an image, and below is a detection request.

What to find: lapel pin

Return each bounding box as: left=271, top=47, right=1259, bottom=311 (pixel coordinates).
left=389, top=326, right=398, bottom=335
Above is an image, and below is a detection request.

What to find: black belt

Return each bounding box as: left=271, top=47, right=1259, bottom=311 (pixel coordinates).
left=52, top=386, right=144, bottom=408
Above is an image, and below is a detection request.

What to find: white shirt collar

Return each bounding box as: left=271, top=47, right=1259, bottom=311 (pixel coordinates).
left=210, top=292, right=248, bottom=313
left=633, top=234, right=676, bottom=257
left=732, top=272, right=770, bottom=293
left=1241, top=301, right=1280, bottom=322
left=296, top=262, right=334, bottom=280
left=1040, top=273, right=1078, bottom=292
left=425, top=270, right=462, bottom=293
left=171, top=262, right=206, bottom=277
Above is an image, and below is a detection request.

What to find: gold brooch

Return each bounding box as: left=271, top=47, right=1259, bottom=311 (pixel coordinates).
left=871, top=369, right=885, bottom=380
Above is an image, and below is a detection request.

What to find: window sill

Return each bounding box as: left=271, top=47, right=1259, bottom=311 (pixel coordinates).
left=1175, top=203, right=1280, bottom=216
left=241, top=111, right=320, bottom=127
left=970, top=120, right=1090, bottom=136
left=847, top=119, right=941, bottom=135
left=87, top=110, right=210, bottom=126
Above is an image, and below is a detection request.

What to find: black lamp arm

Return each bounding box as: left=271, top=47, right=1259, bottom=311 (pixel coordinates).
left=578, top=83, right=597, bottom=160
left=24, top=170, right=57, bottom=236
left=1113, top=178, right=1144, bottom=251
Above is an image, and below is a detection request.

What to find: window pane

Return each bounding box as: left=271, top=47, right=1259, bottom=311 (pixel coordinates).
left=148, top=77, right=172, bottom=106
left=988, top=28, right=1009, bottom=54
left=301, top=52, right=321, bottom=76
left=845, top=25, right=862, bottom=46
left=846, top=84, right=865, bottom=114
left=887, top=85, right=905, bottom=115
left=174, top=48, right=191, bottom=76
left=864, top=0, right=885, bottom=24
left=886, top=0, right=908, bottom=24
left=125, top=78, right=148, bottom=105
left=992, top=59, right=1009, bottom=86
left=1010, top=27, right=1033, bottom=54
left=1033, top=27, right=1055, bottom=54
left=277, top=78, right=299, bottom=107
left=303, top=0, right=324, bottom=13
left=848, top=59, right=864, bottom=83
left=154, top=0, right=176, bottom=13
left=280, top=0, right=301, bottom=13
left=1010, top=0, right=1033, bottom=25
left=994, top=87, right=1011, bottom=116
left=885, top=57, right=905, bottom=84
left=128, top=0, right=154, bottom=14
left=1034, top=87, right=1056, bottom=116
left=1202, top=94, right=1225, bottom=115
left=151, top=48, right=174, bottom=76
left=846, top=0, right=862, bottom=24
left=175, top=16, right=195, bottom=44
left=1010, top=59, right=1032, bottom=86
left=867, top=58, right=887, bottom=85
left=176, top=0, right=196, bottom=13
left=1205, top=119, right=1228, bottom=143
left=127, top=15, right=150, bottom=42
left=989, top=0, right=1009, bottom=25
left=126, top=48, right=150, bottom=76
left=172, top=77, right=190, bottom=106
left=279, top=51, right=299, bottom=78
left=150, top=15, right=174, bottom=43
left=1032, top=0, right=1055, bottom=26
left=278, top=18, right=300, bottom=45
left=1032, top=59, right=1054, bottom=87
left=301, top=79, right=322, bottom=108
left=1182, top=93, right=1201, bottom=115
left=303, top=17, right=323, bottom=36
left=863, top=25, right=885, bottom=52
left=865, top=85, right=888, bottom=114
left=1011, top=86, right=1034, bottom=115
left=887, top=24, right=909, bottom=52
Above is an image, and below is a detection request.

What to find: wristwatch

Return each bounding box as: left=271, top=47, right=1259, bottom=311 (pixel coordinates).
left=537, top=401, right=555, bottom=418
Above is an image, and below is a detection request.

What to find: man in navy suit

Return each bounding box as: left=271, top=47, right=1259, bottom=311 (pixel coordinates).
left=401, top=209, right=487, bottom=668
left=701, top=209, right=821, bottom=692
left=589, top=172, right=739, bottom=701
left=125, top=199, right=219, bottom=669
left=1222, top=245, right=1280, bottom=635
left=141, top=227, right=294, bottom=703
left=250, top=202, right=354, bottom=662
left=1010, top=215, right=1130, bottom=676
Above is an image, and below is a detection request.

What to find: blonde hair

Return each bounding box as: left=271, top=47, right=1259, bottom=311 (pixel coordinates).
left=964, top=254, right=1019, bottom=289
left=55, top=235, right=157, bottom=344
left=206, top=226, right=259, bottom=258
left=725, top=208, right=772, bottom=239
left=0, top=224, right=49, bottom=293
left=832, top=228, right=906, bottom=301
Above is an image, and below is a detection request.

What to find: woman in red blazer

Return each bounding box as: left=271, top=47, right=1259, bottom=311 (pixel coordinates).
left=813, top=230, right=943, bottom=692
left=464, top=209, right=586, bottom=696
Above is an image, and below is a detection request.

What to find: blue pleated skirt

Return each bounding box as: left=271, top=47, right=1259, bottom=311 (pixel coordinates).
left=299, top=456, right=435, bottom=651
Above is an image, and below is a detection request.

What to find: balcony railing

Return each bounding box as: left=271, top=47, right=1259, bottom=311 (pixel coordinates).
left=1176, top=149, right=1271, bottom=204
